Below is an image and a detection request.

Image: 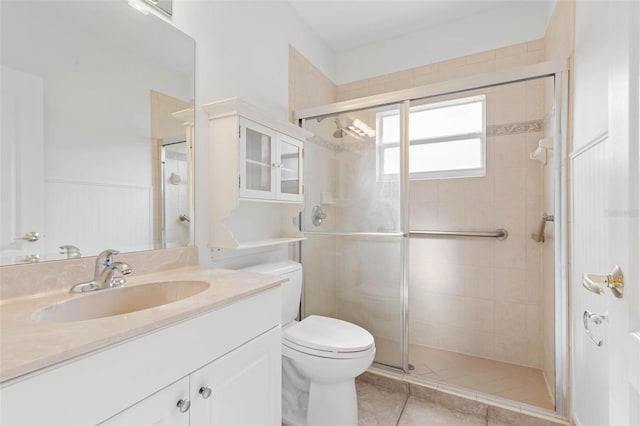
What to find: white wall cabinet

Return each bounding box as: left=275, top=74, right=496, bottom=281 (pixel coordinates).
left=204, top=98, right=312, bottom=249
left=239, top=118, right=304, bottom=202
left=0, top=287, right=281, bottom=426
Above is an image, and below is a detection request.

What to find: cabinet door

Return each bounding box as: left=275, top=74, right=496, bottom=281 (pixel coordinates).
left=276, top=135, right=304, bottom=202
left=239, top=118, right=277, bottom=200
left=99, top=377, right=191, bottom=426
left=190, top=327, right=281, bottom=426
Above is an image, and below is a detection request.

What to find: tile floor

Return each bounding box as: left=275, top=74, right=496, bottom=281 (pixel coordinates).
left=407, top=344, right=554, bottom=410
left=358, top=380, right=485, bottom=426
left=356, top=379, right=564, bottom=426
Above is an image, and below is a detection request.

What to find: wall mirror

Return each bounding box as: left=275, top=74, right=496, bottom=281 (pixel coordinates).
left=0, top=1, right=195, bottom=266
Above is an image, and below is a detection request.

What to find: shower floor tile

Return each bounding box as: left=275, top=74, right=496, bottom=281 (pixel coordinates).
left=408, top=344, right=554, bottom=411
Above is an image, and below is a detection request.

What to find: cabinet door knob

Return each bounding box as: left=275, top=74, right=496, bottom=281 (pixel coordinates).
left=176, top=399, right=191, bottom=413
left=15, top=231, right=39, bottom=242
left=199, top=386, right=212, bottom=399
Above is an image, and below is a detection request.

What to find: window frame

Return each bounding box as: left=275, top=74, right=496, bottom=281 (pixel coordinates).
left=377, top=94, right=487, bottom=180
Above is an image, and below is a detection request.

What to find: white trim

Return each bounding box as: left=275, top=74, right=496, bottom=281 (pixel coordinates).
left=554, top=69, right=570, bottom=419
left=569, top=131, right=609, bottom=160
left=296, top=58, right=569, bottom=120
left=376, top=94, right=486, bottom=181
left=203, top=97, right=312, bottom=140
left=44, top=177, right=152, bottom=191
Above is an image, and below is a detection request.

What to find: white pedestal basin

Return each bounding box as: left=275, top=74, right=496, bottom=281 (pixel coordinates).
left=33, top=281, right=209, bottom=323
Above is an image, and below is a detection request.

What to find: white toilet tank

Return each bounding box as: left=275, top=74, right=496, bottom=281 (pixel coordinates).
left=240, top=261, right=303, bottom=325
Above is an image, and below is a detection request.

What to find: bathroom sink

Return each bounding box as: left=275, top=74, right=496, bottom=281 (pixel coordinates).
left=33, top=280, right=210, bottom=323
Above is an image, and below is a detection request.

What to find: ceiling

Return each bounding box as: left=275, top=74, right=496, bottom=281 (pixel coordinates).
left=288, top=1, right=554, bottom=52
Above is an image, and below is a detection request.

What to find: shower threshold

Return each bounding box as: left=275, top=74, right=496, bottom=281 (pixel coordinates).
left=372, top=339, right=554, bottom=413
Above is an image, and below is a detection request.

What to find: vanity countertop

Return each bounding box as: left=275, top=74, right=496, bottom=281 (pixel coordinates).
left=0, top=266, right=284, bottom=383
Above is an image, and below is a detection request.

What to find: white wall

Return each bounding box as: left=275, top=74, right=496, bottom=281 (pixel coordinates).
left=571, top=0, right=611, bottom=424
left=170, top=1, right=335, bottom=121
left=572, top=0, right=608, bottom=150
left=156, top=0, right=335, bottom=266
left=334, top=1, right=554, bottom=84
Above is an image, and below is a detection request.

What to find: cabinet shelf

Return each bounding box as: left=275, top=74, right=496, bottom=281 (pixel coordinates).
left=236, top=237, right=306, bottom=250
left=245, top=159, right=271, bottom=168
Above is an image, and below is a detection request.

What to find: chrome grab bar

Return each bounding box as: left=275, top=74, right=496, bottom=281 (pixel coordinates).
left=531, top=212, right=554, bottom=242
left=304, top=231, right=405, bottom=237
left=409, top=229, right=508, bottom=240
left=303, top=229, right=508, bottom=240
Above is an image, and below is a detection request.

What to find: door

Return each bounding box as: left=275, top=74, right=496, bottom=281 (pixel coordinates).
left=190, top=327, right=281, bottom=426
left=606, top=1, right=640, bottom=424
left=277, top=135, right=304, bottom=202
left=301, top=103, right=406, bottom=370
left=99, top=377, right=190, bottom=426
left=0, top=66, right=45, bottom=264
left=572, top=1, right=640, bottom=425
left=239, top=118, right=277, bottom=200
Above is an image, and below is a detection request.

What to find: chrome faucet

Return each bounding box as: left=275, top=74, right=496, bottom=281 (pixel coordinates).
left=69, top=249, right=132, bottom=293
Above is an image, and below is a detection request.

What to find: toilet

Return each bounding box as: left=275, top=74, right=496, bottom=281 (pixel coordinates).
left=241, top=261, right=375, bottom=426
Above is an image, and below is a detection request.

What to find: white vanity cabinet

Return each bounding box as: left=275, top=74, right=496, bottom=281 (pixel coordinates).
left=0, top=287, right=281, bottom=426
left=204, top=98, right=311, bottom=249
left=101, top=328, right=280, bottom=426
left=189, top=327, right=280, bottom=425
left=100, top=377, right=191, bottom=426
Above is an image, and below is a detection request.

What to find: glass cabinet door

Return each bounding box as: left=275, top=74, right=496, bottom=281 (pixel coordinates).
left=277, top=136, right=303, bottom=201
left=240, top=118, right=276, bottom=199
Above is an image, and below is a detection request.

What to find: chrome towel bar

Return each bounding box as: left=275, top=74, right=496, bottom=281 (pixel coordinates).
left=409, top=229, right=508, bottom=240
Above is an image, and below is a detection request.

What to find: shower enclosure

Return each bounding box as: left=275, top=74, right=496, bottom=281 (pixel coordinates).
left=297, top=62, right=568, bottom=416
left=302, top=103, right=407, bottom=370
left=160, top=141, right=192, bottom=248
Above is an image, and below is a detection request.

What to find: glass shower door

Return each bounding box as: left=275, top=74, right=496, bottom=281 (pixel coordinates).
left=301, top=103, right=406, bottom=369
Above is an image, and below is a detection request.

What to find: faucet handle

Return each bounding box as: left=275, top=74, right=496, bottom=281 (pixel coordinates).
left=97, top=249, right=120, bottom=265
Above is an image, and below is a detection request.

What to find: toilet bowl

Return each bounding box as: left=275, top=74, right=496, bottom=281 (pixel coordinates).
left=240, top=261, right=375, bottom=426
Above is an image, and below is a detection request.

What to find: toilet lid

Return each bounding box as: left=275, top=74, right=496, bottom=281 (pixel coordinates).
left=283, top=315, right=374, bottom=353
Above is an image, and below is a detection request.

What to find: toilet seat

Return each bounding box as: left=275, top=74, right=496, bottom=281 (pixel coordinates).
left=283, top=315, right=374, bottom=359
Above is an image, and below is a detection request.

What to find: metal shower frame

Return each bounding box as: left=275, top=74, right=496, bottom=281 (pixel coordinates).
left=295, top=58, right=570, bottom=418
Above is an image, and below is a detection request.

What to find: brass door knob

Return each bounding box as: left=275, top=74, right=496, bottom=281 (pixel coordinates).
left=582, top=265, right=624, bottom=298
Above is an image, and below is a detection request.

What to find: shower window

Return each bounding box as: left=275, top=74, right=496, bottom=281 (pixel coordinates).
left=377, top=94, right=486, bottom=179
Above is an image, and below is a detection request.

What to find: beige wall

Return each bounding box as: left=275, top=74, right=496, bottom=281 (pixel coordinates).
left=0, top=246, right=198, bottom=301
left=335, top=39, right=546, bottom=102
left=409, top=79, right=548, bottom=369
left=290, top=21, right=575, bottom=371
left=288, top=46, right=336, bottom=124
left=288, top=47, right=339, bottom=319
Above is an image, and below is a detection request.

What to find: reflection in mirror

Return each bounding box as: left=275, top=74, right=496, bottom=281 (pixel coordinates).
left=0, top=1, right=195, bottom=266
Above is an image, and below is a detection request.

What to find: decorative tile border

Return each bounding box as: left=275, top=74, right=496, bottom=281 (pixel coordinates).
left=307, top=135, right=373, bottom=152
left=307, top=116, right=551, bottom=152
left=309, top=119, right=546, bottom=151
left=487, top=119, right=544, bottom=136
